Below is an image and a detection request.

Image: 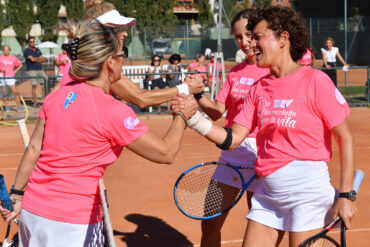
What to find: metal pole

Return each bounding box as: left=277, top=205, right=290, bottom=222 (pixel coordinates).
left=309, top=18, right=313, bottom=48
left=186, top=19, right=189, bottom=59
left=144, top=28, right=147, bottom=64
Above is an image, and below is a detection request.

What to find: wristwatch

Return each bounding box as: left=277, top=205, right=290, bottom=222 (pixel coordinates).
left=338, top=190, right=357, bottom=201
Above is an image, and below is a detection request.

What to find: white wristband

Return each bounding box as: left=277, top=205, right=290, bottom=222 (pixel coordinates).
left=187, top=111, right=212, bottom=136
left=176, top=84, right=190, bottom=96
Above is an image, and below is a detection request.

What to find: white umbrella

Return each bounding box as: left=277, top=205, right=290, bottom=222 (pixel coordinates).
left=38, top=41, right=59, bottom=63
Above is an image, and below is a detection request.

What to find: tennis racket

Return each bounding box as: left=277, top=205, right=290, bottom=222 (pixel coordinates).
left=174, top=161, right=256, bottom=220
left=298, top=169, right=365, bottom=247
left=0, top=174, right=18, bottom=247
left=99, top=179, right=115, bottom=247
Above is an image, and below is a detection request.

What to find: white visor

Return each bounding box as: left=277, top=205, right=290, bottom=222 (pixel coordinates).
left=96, top=10, right=136, bottom=27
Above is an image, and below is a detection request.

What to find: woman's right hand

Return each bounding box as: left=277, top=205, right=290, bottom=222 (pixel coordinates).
left=181, top=95, right=198, bottom=120
left=0, top=195, right=22, bottom=223
left=325, top=64, right=331, bottom=70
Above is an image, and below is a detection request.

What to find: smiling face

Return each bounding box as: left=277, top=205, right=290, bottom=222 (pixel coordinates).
left=325, top=39, right=333, bottom=50
left=251, top=20, right=282, bottom=68
left=233, top=18, right=254, bottom=58
left=3, top=46, right=10, bottom=56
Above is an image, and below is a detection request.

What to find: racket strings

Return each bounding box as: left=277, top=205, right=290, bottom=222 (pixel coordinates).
left=176, top=164, right=243, bottom=218
left=301, top=236, right=340, bottom=247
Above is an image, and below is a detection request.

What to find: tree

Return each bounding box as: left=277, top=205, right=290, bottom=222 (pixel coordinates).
left=110, top=0, right=178, bottom=44
left=62, top=0, right=85, bottom=21
left=35, top=0, right=61, bottom=42
left=254, top=0, right=272, bottom=8
left=0, top=2, right=9, bottom=46
left=198, top=0, right=214, bottom=27
left=6, top=0, right=36, bottom=48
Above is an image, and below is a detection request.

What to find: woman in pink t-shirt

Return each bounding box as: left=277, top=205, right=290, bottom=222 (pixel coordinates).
left=188, top=53, right=207, bottom=81
left=55, top=45, right=70, bottom=76
left=205, top=53, right=224, bottom=90
left=0, top=22, right=197, bottom=247
left=195, top=9, right=269, bottom=247
left=176, top=6, right=356, bottom=247
left=0, top=45, right=23, bottom=112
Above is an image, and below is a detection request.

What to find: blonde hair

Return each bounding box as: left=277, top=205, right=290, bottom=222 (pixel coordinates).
left=64, top=21, right=120, bottom=80
left=84, top=0, right=103, bottom=9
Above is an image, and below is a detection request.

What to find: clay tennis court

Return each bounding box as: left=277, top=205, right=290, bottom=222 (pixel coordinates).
left=0, top=107, right=369, bottom=246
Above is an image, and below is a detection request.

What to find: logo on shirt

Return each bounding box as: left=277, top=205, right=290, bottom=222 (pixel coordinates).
left=64, top=92, right=78, bottom=109
left=124, top=117, right=139, bottom=129
left=335, top=88, right=347, bottom=105
left=273, top=99, right=294, bottom=108
left=240, top=77, right=255, bottom=85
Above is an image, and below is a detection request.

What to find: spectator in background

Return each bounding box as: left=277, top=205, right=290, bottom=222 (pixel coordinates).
left=23, top=37, right=46, bottom=107
left=146, top=55, right=167, bottom=112
left=204, top=48, right=212, bottom=60
left=235, top=49, right=246, bottom=64
left=206, top=53, right=224, bottom=90
left=166, top=53, right=182, bottom=88
left=298, top=48, right=315, bottom=66
left=188, top=53, right=207, bottom=83
left=321, top=37, right=347, bottom=87
left=55, top=44, right=70, bottom=76
left=0, top=45, right=23, bottom=112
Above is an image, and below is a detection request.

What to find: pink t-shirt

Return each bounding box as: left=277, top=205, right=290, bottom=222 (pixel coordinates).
left=59, top=62, right=73, bottom=86
left=22, top=82, right=148, bottom=224
left=0, top=55, right=21, bottom=76
left=188, top=62, right=207, bottom=79
left=55, top=53, right=70, bottom=76
left=234, top=66, right=350, bottom=177
left=298, top=49, right=312, bottom=66
left=215, top=62, right=269, bottom=137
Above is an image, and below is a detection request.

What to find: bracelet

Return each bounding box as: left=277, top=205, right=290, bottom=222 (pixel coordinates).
left=10, top=187, right=24, bottom=196
left=174, top=112, right=187, bottom=129
left=176, top=84, right=190, bottom=96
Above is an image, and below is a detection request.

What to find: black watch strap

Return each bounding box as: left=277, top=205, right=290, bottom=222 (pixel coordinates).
left=338, top=190, right=357, bottom=201
left=10, top=185, right=24, bottom=196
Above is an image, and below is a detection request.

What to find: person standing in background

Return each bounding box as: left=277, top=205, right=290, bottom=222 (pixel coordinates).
left=23, top=37, right=46, bottom=107
left=0, top=45, right=23, bottom=112
left=321, top=37, right=347, bottom=87
left=298, top=48, right=315, bottom=66
left=55, top=45, right=70, bottom=76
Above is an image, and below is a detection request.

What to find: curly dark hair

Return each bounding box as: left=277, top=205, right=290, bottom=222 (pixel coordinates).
left=247, top=6, right=309, bottom=62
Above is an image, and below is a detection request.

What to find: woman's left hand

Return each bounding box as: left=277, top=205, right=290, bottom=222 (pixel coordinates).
left=0, top=195, right=22, bottom=223
left=171, top=94, right=185, bottom=114
left=332, top=197, right=357, bottom=229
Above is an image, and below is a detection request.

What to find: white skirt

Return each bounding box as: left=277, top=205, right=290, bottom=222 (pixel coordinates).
left=247, top=160, right=336, bottom=232
left=217, top=137, right=260, bottom=192
left=18, top=209, right=105, bottom=247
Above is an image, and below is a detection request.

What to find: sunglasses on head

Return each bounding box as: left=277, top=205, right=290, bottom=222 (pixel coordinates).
left=116, top=46, right=128, bottom=58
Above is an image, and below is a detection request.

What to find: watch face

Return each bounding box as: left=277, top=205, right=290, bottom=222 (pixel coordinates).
left=350, top=190, right=357, bottom=201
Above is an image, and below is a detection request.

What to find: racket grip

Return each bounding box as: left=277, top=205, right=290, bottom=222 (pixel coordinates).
left=353, top=169, right=365, bottom=192
left=0, top=175, right=13, bottom=211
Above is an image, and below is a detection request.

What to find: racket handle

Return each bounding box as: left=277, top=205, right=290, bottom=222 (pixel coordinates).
left=353, top=169, right=365, bottom=193
left=0, top=175, right=13, bottom=211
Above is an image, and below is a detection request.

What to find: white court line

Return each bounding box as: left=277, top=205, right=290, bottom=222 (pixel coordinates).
left=185, top=228, right=370, bottom=247
left=0, top=153, right=23, bottom=157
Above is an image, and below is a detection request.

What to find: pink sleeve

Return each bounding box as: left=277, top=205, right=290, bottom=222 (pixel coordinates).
left=233, top=84, right=258, bottom=131
left=13, top=56, right=22, bottom=67
left=314, top=71, right=350, bottom=129
left=215, top=73, right=232, bottom=104
left=105, top=103, right=149, bottom=147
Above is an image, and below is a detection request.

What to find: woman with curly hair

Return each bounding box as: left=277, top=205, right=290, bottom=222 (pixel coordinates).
left=173, top=6, right=356, bottom=247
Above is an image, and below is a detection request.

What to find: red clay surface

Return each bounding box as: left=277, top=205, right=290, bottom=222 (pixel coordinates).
left=0, top=107, right=369, bottom=246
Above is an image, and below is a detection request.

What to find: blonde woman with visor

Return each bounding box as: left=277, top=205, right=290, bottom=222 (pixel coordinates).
left=0, top=20, right=197, bottom=247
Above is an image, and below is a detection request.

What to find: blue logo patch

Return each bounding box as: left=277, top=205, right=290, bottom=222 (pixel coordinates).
left=64, top=92, right=78, bottom=108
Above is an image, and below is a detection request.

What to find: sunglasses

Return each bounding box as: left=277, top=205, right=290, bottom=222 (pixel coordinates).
left=153, top=59, right=161, bottom=62
left=116, top=46, right=128, bottom=58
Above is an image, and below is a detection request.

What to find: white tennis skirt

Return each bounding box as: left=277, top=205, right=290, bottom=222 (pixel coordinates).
left=247, top=160, right=336, bottom=232
left=18, top=209, right=105, bottom=247
left=217, top=137, right=260, bottom=192
left=0, top=79, right=16, bottom=86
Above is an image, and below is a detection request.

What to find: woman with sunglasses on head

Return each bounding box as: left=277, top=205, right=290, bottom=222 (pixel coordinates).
left=53, top=0, right=204, bottom=109
left=196, top=9, right=269, bottom=247
left=174, top=6, right=356, bottom=247
left=146, top=55, right=168, bottom=111
left=0, top=21, right=197, bottom=247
